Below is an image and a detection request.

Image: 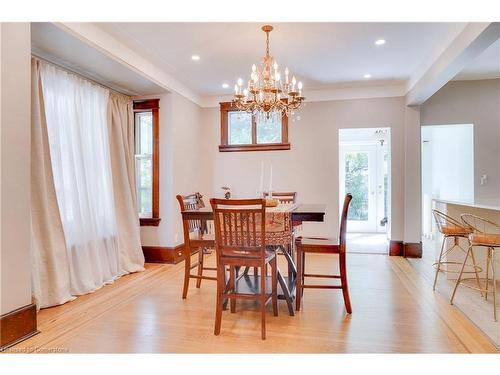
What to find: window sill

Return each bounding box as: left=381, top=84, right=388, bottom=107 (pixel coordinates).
left=219, top=143, right=291, bottom=152
left=140, top=217, right=162, bottom=227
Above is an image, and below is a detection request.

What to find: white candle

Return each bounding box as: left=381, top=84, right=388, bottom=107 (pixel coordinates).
left=269, top=164, right=273, bottom=193
left=259, top=161, right=264, bottom=194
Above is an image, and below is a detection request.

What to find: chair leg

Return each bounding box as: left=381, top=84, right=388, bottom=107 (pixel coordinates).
left=485, top=248, right=491, bottom=301
left=260, top=265, right=267, bottom=340
left=469, top=246, right=484, bottom=297
left=433, top=236, right=447, bottom=291
left=451, top=246, right=471, bottom=305
left=271, top=257, right=278, bottom=317
left=339, top=251, right=352, bottom=314
left=230, top=266, right=236, bottom=313
left=296, top=246, right=303, bottom=311
left=214, top=264, right=224, bottom=336
left=491, top=248, right=496, bottom=322
left=196, top=248, right=204, bottom=288
left=301, top=251, right=306, bottom=298
left=253, top=267, right=258, bottom=277
left=182, top=246, right=191, bottom=299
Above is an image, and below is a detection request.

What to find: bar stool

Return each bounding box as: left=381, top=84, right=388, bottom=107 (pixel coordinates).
left=451, top=214, right=500, bottom=321
left=431, top=210, right=482, bottom=292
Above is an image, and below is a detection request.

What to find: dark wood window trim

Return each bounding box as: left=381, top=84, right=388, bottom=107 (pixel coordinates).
left=219, top=102, right=290, bottom=152
left=134, top=99, right=161, bottom=227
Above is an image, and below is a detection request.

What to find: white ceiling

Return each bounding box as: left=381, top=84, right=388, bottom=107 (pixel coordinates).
left=31, top=23, right=167, bottom=96
left=454, top=37, right=500, bottom=80
left=96, top=22, right=468, bottom=96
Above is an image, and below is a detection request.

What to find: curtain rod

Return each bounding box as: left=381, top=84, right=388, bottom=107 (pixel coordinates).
left=31, top=53, right=133, bottom=98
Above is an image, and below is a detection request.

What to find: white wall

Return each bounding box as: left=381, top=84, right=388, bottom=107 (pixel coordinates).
left=0, top=23, right=32, bottom=315
left=421, top=79, right=500, bottom=206
left=200, top=97, right=406, bottom=241
left=139, top=92, right=211, bottom=247
left=422, top=124, right=474, bottom=201
left=421, top=124, right=475, bottom=237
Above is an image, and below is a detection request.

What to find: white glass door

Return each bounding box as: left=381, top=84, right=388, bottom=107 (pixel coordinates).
left=340, top=145, right=377, bottom=232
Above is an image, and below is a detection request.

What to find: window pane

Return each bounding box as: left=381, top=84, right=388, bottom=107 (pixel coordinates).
left=135, top=110, right=153, bottom=218
left=257, top=115, right=282, bottom=144
left=135, top=156, right=152, bottom=217
left=135, top=112, right=153, bottom=154
left=228, top=112, right=252, bottom=145
left=344, top=152, right=369, bottom=221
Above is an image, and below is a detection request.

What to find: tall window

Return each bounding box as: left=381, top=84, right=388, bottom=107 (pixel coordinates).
left=134, top=99, right=160, bottom=226
left=219, top=102, right=289, bottom=152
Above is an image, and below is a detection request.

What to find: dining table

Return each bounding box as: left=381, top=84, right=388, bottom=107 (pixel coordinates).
left=180, top=203, right=326, bottom=316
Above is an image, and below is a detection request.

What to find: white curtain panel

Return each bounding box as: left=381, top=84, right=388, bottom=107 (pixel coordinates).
left=40, top=63, right=122, bottom=295
left=107, top=93, right=145, bottom=273
left=31, top=59, right=74, bottom=308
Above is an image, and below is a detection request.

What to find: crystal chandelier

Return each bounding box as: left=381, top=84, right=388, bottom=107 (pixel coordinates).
left=232, top=25, right=304, bottom=122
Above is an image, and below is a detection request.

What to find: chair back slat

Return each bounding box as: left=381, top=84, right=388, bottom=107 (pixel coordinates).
left=211, top=198, right=266, bottom=259
left=176, top=192, right=207, bottom=234
left=339, top=194, right=353, bottom=252
left=264, top=191, right=297, bottom=204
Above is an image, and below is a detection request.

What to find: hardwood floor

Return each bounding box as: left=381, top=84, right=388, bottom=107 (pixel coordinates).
left=408, top=238, right=500, bottom=347
left=8, top=253, right=498, bottom=353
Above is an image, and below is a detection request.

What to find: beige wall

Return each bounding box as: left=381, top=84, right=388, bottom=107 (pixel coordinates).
left=200, top=97, right=407, bottom=240
left=140, top=92, right=210, bottom=247
left=0, top=23, right=32, bottom=315
left=421, top=79, right=500, bottom=205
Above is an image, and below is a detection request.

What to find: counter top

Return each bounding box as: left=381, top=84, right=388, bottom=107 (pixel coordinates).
left=433, top=198, right=500, bottom=211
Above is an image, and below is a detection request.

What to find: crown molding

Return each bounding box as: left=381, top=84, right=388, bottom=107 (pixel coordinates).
left=199, top=84, right=406, bottom=108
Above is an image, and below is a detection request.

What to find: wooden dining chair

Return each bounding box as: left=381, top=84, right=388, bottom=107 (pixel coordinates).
left=294, top=193, right=353, bottom=313
left=177, top=193, right=216, bottom=299
left=210, top=198, right=278, bottom=340
left=264, top=191, right=297, bottom=204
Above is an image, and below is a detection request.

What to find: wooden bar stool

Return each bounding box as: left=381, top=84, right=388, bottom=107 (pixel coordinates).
left=211, top=198, right=278, bottom=340
left=177, top=193, right=216, bottom=299
left=451, top=214, right=499, bottom=321
left=294, top=193, right=352, bottom=313
left=431, top=209, right=482, bottom=292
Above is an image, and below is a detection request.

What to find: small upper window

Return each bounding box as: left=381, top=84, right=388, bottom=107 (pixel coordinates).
left=219, top=102, right=290, bottom=152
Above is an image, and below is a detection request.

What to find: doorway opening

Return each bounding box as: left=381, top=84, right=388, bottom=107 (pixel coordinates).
left=339, top=128, right=391, bottom=254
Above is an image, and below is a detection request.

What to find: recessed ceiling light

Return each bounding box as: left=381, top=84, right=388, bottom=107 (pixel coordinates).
left=191, top=55, right=200, bottom=61
left=375, top=39, right=386, bottom=46
left=363, top=73, right=372, bottom=79
left=222, top=83, right=229, bottom=89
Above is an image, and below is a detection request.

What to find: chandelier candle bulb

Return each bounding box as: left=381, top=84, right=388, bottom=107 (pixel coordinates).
left=259, top=161, right=264, bottom=194
left=269, top=164, right=273, bottom=194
